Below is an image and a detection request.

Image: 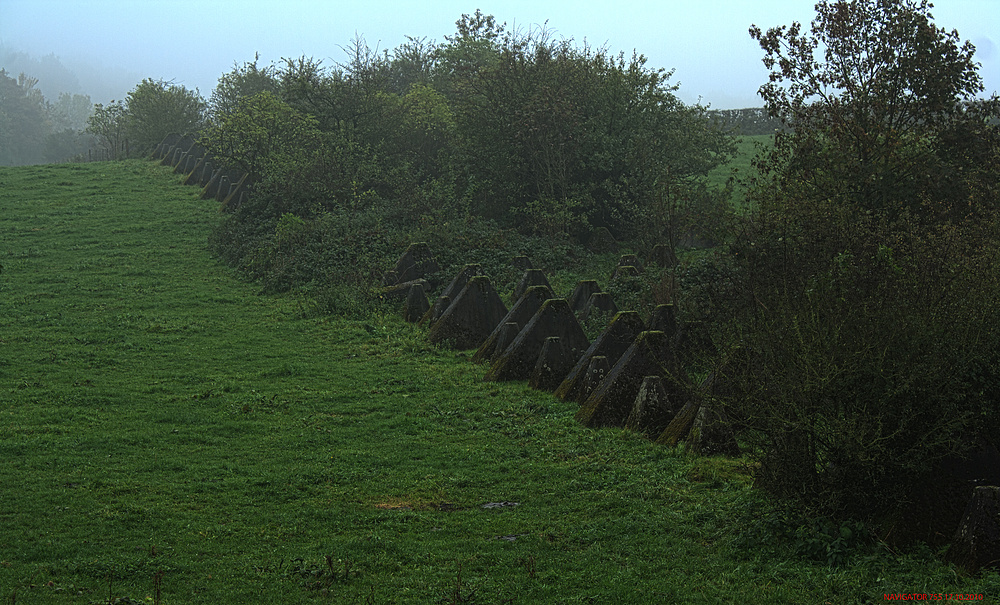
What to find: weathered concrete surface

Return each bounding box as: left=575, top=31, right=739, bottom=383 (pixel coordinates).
left=472, top=285, right=553, bottom=364
left=484, top=299, right=589, bottom=382
left=575, top=330, right=685, bottom=429
left=555, top=311, right=644, bottom=403
left=427, top=276, right=508, bottom=350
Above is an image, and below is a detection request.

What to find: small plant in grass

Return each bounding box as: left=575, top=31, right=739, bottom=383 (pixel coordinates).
left=444, top=562, right=477, bottom=605
left=792, top=518, right=869, bottom=567
left=291, top=555, right=356, bottom=593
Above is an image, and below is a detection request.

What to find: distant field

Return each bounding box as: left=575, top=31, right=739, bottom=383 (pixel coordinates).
left=1, top=160, right=996, bottom=603
left=709, top=134, right=772, bottom=205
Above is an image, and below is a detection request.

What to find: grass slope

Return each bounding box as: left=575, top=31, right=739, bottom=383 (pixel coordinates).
left=1, top=160, right=997, bottom=603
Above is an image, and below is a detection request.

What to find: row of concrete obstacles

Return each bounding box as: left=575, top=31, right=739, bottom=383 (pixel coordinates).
left=151, top=133, right=251, bottom=207
left=380, top=242, right=739, bottom=455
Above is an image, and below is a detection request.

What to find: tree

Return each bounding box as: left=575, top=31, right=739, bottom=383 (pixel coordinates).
left=209, top=55, right=280, bottom=122
left=0, top=69, right=49, bottom=165
left=711, top=0, right=1000, bottom=530
left=125, top=78, right=207, bottom=156
left=749, top=0, right=999, bottom=222
left=387, top=36, right=437, bottom=94
left=86, top=100, right=129, bottom=160
left=439, top=15, right=733, bottom=236
left=200, top=91, right=321, bottom=177
left=48, top=92, right=93, bottom=131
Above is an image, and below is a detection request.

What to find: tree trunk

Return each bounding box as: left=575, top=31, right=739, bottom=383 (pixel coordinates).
left=948, top=485, right=1000, bottom=573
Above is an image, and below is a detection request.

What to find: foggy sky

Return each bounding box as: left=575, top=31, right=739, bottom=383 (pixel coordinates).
left=1, top=0, right=997, bottom=109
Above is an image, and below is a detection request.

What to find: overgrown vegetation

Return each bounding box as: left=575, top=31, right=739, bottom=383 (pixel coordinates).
left=699, top=0, right=1000, bottom=537
left=199, top=11, right=735, bottom=298
left=87, top=78, right=207, bottom=160
left=6, top=1, right=1000, bottom=592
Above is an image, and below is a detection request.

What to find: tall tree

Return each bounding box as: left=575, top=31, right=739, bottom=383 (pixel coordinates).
left=209, top=55, right=280, bottom=122
left=0, top=70, right=49, bottom=165
left=439, top=15, right=732, bottom=236
left=749, top=0, right=999, bottom=221
left=86, top=100, right=129, bottom=160
left=125, top=79, right=207, bottom=156
left=714, top=0, right=1000, bottom=527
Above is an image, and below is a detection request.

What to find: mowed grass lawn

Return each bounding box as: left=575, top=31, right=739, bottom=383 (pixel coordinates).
left=1, top=160, right=997, bottom=604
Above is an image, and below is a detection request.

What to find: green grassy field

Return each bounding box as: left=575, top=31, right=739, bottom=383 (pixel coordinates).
left=708, top=134, right=772, bottom=206
left=2, top=160, right=998, bottom=603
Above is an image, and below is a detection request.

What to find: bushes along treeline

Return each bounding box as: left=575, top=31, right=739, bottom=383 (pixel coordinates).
left=199, top=12, right=735, bottom=294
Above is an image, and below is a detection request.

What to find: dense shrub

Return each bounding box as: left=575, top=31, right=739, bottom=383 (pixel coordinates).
left=711, top=210, right=1000, bottom=524
left=705, top=0, right=1000, bottom=532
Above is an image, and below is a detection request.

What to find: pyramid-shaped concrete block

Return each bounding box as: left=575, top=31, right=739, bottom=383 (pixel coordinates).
left=610, top=264, right=641, bottom=282
left=511, top=256, right=533, bottom=271
left=472, top=285, right=553, bottom=363
left=624, top=376, right=676, bottom=439
left=387, top=243, right=440, bottom=287
left=655, top=372, right=713, bottom=447
left=440, top=264, right=484, bottom=301
left=201, top=168, right=224, bottom=199
left=512, top=269, right=553, bottom=301
left=214, top=175, right=232, bottom=202
left=579, top=291, right=619, bottom=323
left=647, top=304, right=678, bottom=338
left=687, top=403, right=740, bottom=457
left=618, top=254, right=645, bottom=273
left=174, top=152, right=190, bottom=174
left=426, top=276, right=508, bottom=350
left=655, top=399, right=700, bottom=447
left=381, top=269, right=399, bottom=287
left=151, top=133, right=182, bottom=160
left=575, top=330, right=684, bottom=429
left=221, top=172, right=250, bottom=208
left=379, top=278, right=430, bottom=301
left=529, top=336, right=579, bottom=392
left=419, top=294, right=450, bottom=328
left=418, top=264, right=485, bottom=325
left=403, top=282, right=430, bottom=323
left=487, top=322, right=520, bottom=363
left=649, top=243, right=676, bottom=267
left=160, top=136, right=194, bottom=165
left=169, top=147, right=185, bottom=168
left=555, top=311, right=644, bottom=403
left=577, top=356, right=611, bottom=405
left=484, top=299, right=589, bottom=382
left=185, top=159, right=214, bottom=187
left=568, top=280, right=602, bottom=313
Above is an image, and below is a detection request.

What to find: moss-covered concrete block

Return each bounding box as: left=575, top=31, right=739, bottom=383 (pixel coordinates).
left=484, top=299, right=589, bottom=382
left=426, top=276, right=508, bottom=350
left=555, top=311, right=643, bottom=402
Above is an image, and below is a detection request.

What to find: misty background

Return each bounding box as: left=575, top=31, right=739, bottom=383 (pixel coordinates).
left=3, top=0, right=997, bottom=107
left=0, top=0, right=997, bottom=165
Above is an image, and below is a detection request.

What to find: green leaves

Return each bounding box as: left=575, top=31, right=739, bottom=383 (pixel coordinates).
left=200, top=91, right=321, bottom=177
left=750, top=0, right=999, bottom=221
left=85, top=79, right=207, bottom=160
left=715, top=0, right=1000, bottom=531
left=124, top=78, right=207, bottom=156
left=85, top=100, right=128, bottom=160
